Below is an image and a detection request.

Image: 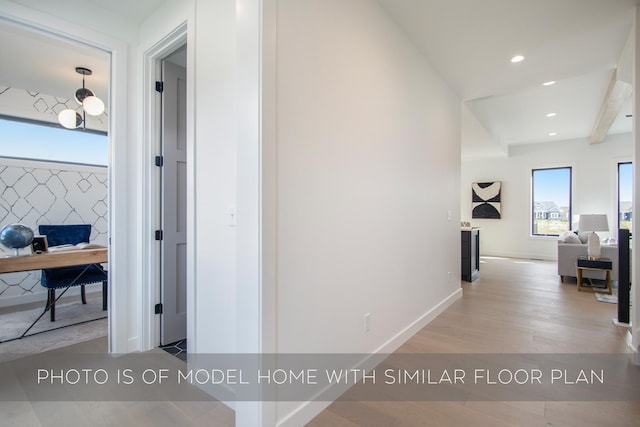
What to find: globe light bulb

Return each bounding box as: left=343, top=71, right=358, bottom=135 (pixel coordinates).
left=83, top=96, right=105, bottom=116
left=58, top=109, right=82, bottom=129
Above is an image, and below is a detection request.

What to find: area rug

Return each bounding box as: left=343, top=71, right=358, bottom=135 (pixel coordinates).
left=0, top=298, right=107, bottom=362
left=595, top=292, right=618, bottom=303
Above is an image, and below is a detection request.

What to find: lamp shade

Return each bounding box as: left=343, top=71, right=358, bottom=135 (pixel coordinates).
left=83, top=95, right=105, bottom=116
left=578, top=214, right=609, bottom=232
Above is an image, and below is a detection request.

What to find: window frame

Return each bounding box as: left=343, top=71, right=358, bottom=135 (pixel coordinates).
left=531, top=166, right=573, bottom=237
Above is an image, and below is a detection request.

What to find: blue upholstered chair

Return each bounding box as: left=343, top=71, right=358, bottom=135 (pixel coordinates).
left=38, top=224, right=107, bottom=321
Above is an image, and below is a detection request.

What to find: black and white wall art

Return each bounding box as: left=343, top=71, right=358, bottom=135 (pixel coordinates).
left=472, top=181, right=502, bottom=219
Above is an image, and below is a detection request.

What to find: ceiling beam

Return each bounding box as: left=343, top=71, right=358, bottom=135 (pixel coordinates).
left=590, top=69, right=632, bottom=144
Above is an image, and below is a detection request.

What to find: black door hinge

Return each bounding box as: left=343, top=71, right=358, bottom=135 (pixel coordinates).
left=155, top=303, right=163, bottom=314
left=155, top=230, right=163, bottom=241
left=155, top=81, right=164, bottom=93
left=155, top=156, right=164, bottom=167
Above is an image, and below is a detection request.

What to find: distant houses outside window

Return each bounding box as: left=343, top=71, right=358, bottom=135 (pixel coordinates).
left=618, top=162, right=633, bottom=232
left=532, top=167, right=572, bottom=236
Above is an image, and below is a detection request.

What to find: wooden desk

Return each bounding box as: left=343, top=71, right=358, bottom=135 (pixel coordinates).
left=0, top=248, right=107, bottom=273
left=0, top=248, right=108, bottom=342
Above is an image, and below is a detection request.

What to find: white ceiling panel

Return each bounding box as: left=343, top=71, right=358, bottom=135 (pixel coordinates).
left=0, top=19, right=109, bottom=104
left=378, top=0, right=636, bottom=154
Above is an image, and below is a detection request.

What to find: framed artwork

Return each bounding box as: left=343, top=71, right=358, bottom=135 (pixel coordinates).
left=472, top=181, right=501, bottom=219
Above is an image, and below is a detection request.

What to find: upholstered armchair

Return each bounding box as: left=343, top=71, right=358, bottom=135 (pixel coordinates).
left=38, top=224, right=107, bottom=321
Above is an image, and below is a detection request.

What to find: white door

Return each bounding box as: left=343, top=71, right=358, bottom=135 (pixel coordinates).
left=160, top=59, right=187, bottom=345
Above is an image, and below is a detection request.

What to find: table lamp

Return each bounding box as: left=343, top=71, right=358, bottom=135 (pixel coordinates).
left=578, top=214, right=609, bottom=259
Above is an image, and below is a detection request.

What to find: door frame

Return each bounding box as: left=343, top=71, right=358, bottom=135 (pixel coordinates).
left=0, top=1, right=130, bottom=353
left=141, top=23, right=189, bottom=350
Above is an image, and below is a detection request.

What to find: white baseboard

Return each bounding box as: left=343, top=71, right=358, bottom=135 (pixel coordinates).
left=0, top=282, right=102, bottom=308
left=276, top=287, right=463, bottom=427
left=481, top=250, right=556, bottom=261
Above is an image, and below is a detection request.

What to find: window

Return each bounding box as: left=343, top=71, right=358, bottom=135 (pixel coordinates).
left=0, top=116, right=107, bottom=166
left=532, top=167, right=572, bottom=236
left=618, top=162, right=633, bottom=232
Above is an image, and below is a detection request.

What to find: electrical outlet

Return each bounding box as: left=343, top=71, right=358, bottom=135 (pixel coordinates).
left=363, top=313, right=371, bottom=333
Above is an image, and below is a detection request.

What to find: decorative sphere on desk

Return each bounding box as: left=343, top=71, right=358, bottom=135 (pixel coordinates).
left=0, top=223, right=35, bottom=255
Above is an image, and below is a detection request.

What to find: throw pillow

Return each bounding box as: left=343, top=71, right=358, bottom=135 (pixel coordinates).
left=562, top=231, right=581, bottom=244
left=577, top=232, right=589, bottom=244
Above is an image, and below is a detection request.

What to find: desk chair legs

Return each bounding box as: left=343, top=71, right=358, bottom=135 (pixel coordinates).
left=102, top=280, right=107, bottom=311
left=45, top=284, right=92, bottom=322
left=47, top=289, right=56, bottom=322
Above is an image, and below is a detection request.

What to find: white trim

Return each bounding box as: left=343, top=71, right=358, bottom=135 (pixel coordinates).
left=529, top=162, right=577, bottom=237
left=236, top=0, right=278, bottom=425
left=0, top=0, right=130, bottom=354
left=277, top=288, right=463, bottom=427
left=140, top=23, right=190, bottom=352
left=633, top=7, right=639, bottom=352
left=0, top=156, right=107, bottom=172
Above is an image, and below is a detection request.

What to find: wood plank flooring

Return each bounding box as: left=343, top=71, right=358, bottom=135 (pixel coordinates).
left=2, top=257, right=637, bottom=426
left=307, top=257, right=638, bottom=426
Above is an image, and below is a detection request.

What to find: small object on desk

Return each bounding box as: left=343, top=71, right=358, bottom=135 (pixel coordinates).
left=31, top=236, right=49, bottom=254
left=0, top=223, right=35, bottom=256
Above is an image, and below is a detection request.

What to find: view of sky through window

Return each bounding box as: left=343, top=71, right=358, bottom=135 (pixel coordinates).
left=619, top=162, right=633, bottom=204
left=533, top=167, right=571, bottom=206
left=619, top=162, right=633, bottom=231
left=532, top=167, right=571, bottom=236
left=0, top=118, right=107, bottom=166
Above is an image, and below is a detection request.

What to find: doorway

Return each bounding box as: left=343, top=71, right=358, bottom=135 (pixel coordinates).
left=0, top=17, right=111, bottom=355
left=157, top=45, right=188, bottom=347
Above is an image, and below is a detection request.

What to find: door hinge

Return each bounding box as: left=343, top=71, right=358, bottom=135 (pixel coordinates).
left=155, top=303, right=163, bottom=314
left=155, top=230, right=163, bottom=241
left=155, top=156, right=164, bottom=167
left=155, top=81, right=164, bottom=93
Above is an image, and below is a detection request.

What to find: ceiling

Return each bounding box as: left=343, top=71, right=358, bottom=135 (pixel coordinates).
left=0, top=0, right=637, bottom=158
left=378, top=0, right=637, bottom=158
left=0, top=0, right=167, bottom=107
left=83, top=0, right=167, bottom=24
left=0, top=18, right=110, bottom=108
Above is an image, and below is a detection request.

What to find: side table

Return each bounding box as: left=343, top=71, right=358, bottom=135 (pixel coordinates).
left=576, top=256, right=612, bottom=295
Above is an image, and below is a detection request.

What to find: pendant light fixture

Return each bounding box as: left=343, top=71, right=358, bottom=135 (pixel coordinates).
left=58, top=67, right=105, bottom=129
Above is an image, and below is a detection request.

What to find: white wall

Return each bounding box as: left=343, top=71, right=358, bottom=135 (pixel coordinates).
left=461, top=133, right=633, bottom=260
left=191, top=0, right=237, bottom=354
left=274, top=0, right=462, bottom=422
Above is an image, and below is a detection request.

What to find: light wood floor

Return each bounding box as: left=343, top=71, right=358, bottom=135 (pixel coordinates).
left=307, top=257, right=638, bottom=427
left=2, top=257, right=637, bottom=426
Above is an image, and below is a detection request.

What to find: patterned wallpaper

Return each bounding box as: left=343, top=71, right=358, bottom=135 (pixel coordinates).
left=0, top=86, right=108, bottom=132
left=0, top=157, right=108, bottom=306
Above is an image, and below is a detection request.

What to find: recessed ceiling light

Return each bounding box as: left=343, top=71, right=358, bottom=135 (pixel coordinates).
left=543, top=81, right=556, bottom=86
left=549, top=132, right=558, bottom=136
left=510, top=55, right=525, bottom=63
left=546, top=112, right=557, bottom=118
